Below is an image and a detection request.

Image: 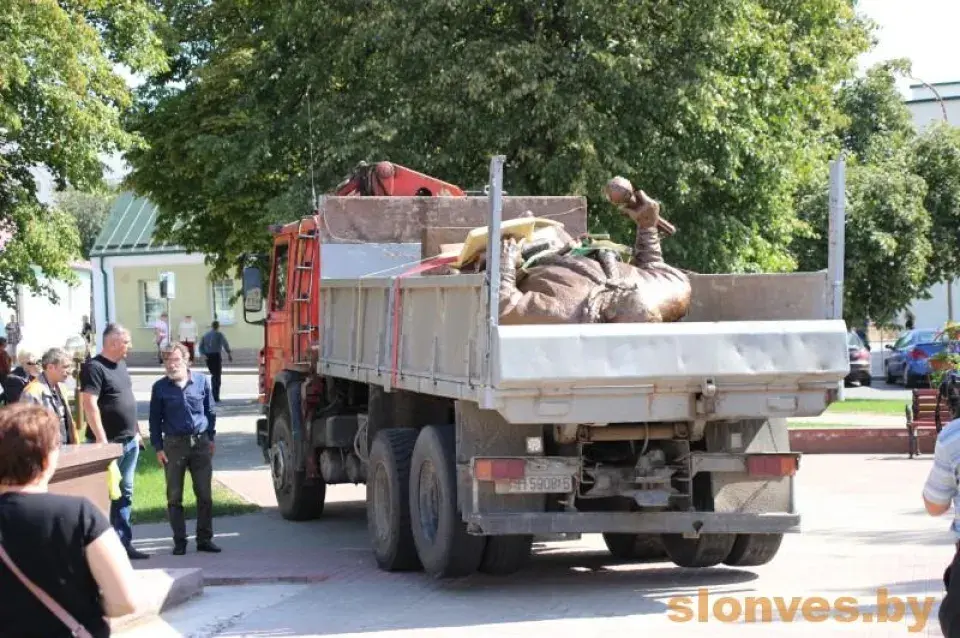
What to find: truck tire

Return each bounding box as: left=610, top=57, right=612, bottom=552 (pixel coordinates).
left=409, top=425, right=485, bottom=578
left=602, top=533, right=667, bottom=562
left=367, top=428, right=422, bottom=571
left=661, top=533, right=736, bottom=568
left=479, top=536, right=534, bottom=575
left=722, top=533, right=784, bottom=567
left=271, top=407, right=326, bottom=521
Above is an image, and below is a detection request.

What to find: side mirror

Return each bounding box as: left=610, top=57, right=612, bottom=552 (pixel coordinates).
left=242, top=266, right=264, bottom=313
left=885, top=344, right=894, bottom=351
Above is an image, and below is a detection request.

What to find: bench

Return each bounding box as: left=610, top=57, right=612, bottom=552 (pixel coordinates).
left=906, top=388, right=954, bottom=458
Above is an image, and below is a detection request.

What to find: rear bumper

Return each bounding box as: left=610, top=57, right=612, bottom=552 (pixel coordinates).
left=464, top=511, right=801, bottom=536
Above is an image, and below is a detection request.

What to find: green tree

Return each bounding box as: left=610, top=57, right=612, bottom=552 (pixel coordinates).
left=126, top=0, right=872, bottom=279
left=793, top=159, right=931, bottom=326
left=910, top=122, right=960, bottom=291
left=792, top=59, right=934, bottom=326
left=54, top=188, right=116, bottom=260
left=0, top=0, right=167, bottom=304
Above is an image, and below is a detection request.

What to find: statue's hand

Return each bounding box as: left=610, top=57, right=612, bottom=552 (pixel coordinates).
left=621, top=190, right=660, bottom=229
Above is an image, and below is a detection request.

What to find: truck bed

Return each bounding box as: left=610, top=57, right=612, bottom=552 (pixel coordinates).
left=317, top=268, right=849, bottom=424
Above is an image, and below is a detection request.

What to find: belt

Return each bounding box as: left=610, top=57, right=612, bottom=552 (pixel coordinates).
left=167, top=432, right=207, bottom=446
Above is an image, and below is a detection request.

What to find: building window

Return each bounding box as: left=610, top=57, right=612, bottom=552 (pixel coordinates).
left=141, top=281, right=164, bottom=326
left=212, top=280, right=236, bottom=324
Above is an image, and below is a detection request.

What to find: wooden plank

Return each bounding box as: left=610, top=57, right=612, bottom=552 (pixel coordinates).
left=318, top=196, right=588, bottom=244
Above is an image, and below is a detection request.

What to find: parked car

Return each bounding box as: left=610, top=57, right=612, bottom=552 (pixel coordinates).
left=845, top=330, right=872, bottom=387
left=884, top=328, right=944, bottom=388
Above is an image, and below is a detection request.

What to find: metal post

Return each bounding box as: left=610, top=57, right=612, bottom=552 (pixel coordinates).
left=486, top=155, right=505, bottom=334
left=481, top=155, right=506, bottom=408
left=828, top=156, right=847, bottom=400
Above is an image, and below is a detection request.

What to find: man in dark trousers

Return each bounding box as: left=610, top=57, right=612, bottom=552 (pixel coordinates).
left=80, top=323, right=149, bottom=560
left=150, top=342, right=221, bottom=555
left=198, top=321, right=232, bottom=403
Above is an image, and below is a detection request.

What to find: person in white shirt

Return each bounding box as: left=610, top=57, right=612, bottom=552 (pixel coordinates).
left=178, top=315, right=198, bottom=362
left=154, top=313, right=169, bottom=364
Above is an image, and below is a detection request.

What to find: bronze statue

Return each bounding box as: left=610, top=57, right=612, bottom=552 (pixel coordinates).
left=497, top=177, right=692, bottom=325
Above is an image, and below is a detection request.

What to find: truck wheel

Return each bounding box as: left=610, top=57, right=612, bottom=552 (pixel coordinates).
left=661, top=533, right=736, bottom=568
left=409, top=425, right=485, bottom=578
left=722, top=533, right=784, bottom=567
left=479, top=536, right=534, bottom=575
left=367, top=428, right=421, bottom=571
left=602, top=533, right=667, bottom=561
left=271, top=407, right=325, bottom=521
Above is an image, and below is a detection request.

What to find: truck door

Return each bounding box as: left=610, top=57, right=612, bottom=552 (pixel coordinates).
left=265, top=239, right=291, bottom=394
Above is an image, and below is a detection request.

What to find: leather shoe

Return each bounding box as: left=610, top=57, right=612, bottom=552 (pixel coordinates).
left=197, top=540, right=222, bottom=553
left=172, top=543, right=186, bottom=556
left=126, top=547, right=149, bottom=560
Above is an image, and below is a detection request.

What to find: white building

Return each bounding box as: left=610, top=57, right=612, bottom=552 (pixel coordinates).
left=0, top=262, right=92, bottom=356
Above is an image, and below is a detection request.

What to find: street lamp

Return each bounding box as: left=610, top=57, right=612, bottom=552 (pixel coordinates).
left=64, top=334, right=87, bottom=435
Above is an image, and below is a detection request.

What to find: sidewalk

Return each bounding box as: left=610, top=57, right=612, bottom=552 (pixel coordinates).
left=127, top=366, right=258, bottom=375
left=128, top=416, right=381, bottom=584
left=128, top=491, right=379, bottom=584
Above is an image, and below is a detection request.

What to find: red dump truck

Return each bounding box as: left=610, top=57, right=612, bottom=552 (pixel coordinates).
left=240, top=157, right=849, bottom=578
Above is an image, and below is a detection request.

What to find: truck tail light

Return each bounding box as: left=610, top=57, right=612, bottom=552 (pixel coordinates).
left=474, top=458, right=525, bottom=481
left=746, top=454, right=799, bottom=478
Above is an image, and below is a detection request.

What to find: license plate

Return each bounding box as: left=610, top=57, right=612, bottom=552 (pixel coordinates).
left=494, top=475, right=573, bottom=494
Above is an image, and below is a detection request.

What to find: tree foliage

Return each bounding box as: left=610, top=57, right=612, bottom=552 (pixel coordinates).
left=54, top=188, right=115, bottom=260
left=794, top=59, right=960, bottom=326
left=911, top=122, right=960, bottom=291
left=126, top=0, right=872, bottom=278
left=0, top=0, right=166, bottom=304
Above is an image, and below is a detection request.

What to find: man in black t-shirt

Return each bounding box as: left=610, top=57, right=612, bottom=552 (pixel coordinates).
left=80, top=323, right=149, bottom=560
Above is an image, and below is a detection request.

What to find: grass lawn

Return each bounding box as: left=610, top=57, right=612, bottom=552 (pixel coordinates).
left=824, top=398, right=907, bottom=416
left=131, top=442, right=261, bottom=525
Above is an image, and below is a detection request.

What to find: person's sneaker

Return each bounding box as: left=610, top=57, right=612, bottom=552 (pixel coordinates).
left=126, top=547, right=150, bottom=560
left=172, top=543, right=187, bottom=556
left=197, top=540, right=222, bottom=553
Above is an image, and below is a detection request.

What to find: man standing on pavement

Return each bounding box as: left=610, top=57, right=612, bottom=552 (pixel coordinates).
left=80, top=323, right=149, bottom=560
left=198, top=321, right=232, bottom=403
left=149, top=342, right=221, bottom=555
left=20, top=347, right=77, bottom=445
left=178, top=314, right=198, bottom=362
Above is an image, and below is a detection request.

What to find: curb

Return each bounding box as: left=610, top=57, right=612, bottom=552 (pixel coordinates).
left=789, top=426, right=934, bottom=455
left=203, top=574, right=331, bottom=586
left=109, top=567, right=204, bottom=632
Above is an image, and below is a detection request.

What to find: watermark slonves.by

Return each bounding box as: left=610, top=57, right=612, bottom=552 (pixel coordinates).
left=666, top=588, right=937, bottom=633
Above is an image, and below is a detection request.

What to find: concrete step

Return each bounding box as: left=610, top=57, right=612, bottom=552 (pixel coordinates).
left=109, top=568, right=204, bottom=633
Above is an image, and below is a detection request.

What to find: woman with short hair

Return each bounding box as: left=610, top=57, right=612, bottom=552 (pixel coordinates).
left=2, top=346, right=41, bottom=404
left=0, top=403, right=141, bottom=637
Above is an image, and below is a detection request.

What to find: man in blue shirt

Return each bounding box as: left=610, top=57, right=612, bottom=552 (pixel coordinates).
left=150, top=342, right=221, bottom=555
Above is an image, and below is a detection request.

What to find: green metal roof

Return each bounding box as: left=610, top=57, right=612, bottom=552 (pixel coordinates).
left=91, top=192, right=184, bottom=257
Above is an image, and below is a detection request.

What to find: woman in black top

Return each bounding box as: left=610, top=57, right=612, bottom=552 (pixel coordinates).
left=0, top=403, right=141, bottom=637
